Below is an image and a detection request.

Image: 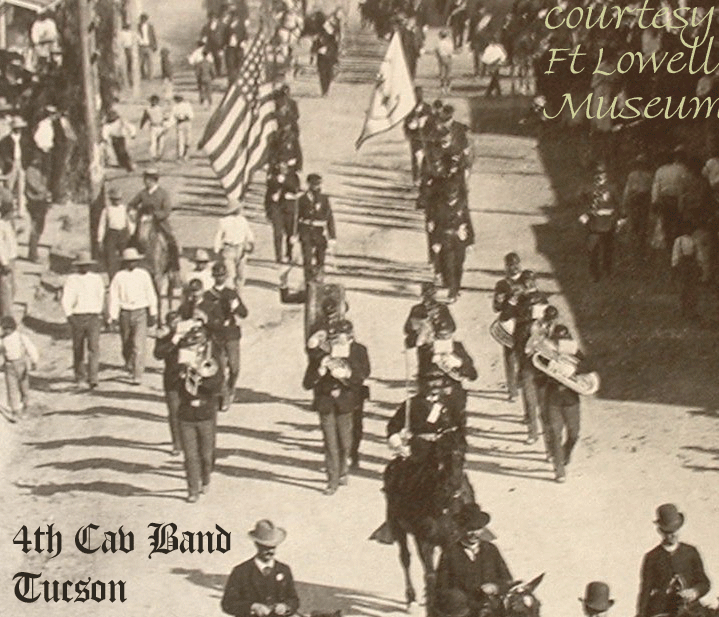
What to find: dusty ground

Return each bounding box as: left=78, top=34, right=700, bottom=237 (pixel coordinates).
left=1, top=2, right=718, bottom=616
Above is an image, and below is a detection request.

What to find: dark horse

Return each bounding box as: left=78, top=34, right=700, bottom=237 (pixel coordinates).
left=371, top=427, right=475, bottom=609
left=133, top=213, right=177, bottom=317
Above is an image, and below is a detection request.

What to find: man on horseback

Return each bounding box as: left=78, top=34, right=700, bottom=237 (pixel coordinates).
left=128, top=168, right=181, bottom=273
left=436, top=503, right=514, bottom=616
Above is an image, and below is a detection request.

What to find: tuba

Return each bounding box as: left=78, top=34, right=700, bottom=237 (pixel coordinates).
left=531, top=339, right=600, bottom=396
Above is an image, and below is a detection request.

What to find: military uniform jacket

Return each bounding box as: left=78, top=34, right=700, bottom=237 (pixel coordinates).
left=387, top=394, right=463, bottom=441
left=417, top=341, right=478, bottom=384
left=202, top=286, right=248, bottom=341
left=428, top=190, right=474, bottom=246
left=302, top=341, right=370, bottom=412
left=493, top=276, right=523, bottom=320
left=265, top=171, right=301, bottom=216
left=403, top=102, right=432, bottom=141
left=403, top=301, right=456, bottom=348
left=153, top=332, right=181, bottom=391
left=221, top=559, right=300, bottom=617
left=297, top=191, right=336, bottom=241
left=177, top=368, right=223, bottom=422
left=637, top=543, right=710, bottom=617
left=128, top=186, right=172, bottom=222
left=436, top=541, right=513, bottom=611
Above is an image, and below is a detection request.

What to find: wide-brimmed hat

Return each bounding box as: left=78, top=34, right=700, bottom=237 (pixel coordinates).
left=10, top=116, right=27, bottom=129
left=226, top=198, right=242, bottom=213
left=122, top=247, right=143, bottom=262
left=73, top=250, right=97, bottom=266
left=248, top=520, right=287, bottom=547
left=143, top=166, right=160, bottom=178
left=459, top=503, right=491, bottom=531
left=435, top=589, right=471, bottom=617
left=655, top=503, right=684, bottom=533
left=193, top=248, right=210, bottom=263
left=579, top=582, right=614, bottom=613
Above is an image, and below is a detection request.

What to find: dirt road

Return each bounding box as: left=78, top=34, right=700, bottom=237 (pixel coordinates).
left=1, top=2, right=717, bottom=616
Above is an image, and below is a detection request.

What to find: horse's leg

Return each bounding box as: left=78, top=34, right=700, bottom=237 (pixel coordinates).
left=414, top=536, right=437, bottom=616
left=397, top=529, right=416, bottom=607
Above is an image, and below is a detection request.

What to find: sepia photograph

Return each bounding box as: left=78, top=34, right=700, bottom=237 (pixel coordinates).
left=0, top=0, right=717, bottom=616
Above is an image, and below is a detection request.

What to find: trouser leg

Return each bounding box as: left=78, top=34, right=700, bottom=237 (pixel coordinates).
left=165, top=388, right=181, bottom=451
left=503, top=345, right=518, bottom=398
left=336, top=411, right=352, bottom=479
left=87, top=314, right=100, bottom=386
left=350, top=398, right=364, bottom=465
left=318, top=404, right=340, bottom=488
left=5, top=361, right=23, bottom=413
left=519, top=357, right=539, bottom=440
left=197, top=417, right=216, bottom=487
left=0, top=268, right=14, bottom=318
left=180, top=421, right=201, bottom=496
left=562, top=402, right=581, bottom=466
left=588, top=233, right=601, bottom=281
left=132, top=309, right=147, bottom=381
left=224, top=337, right=240, bottom=402
left=119, top=310, right=132, bottom=369
left=548, top=403, right=566, bottom=477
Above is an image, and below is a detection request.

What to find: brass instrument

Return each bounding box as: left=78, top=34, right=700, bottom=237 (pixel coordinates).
left=531, top=339, right=599, bottom=396
left=490, top=318, right=515, bottom=348
left=178, top=325, right=219, bottom=396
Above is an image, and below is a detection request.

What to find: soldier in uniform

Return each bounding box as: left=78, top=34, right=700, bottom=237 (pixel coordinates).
left=493, top=252, right=523, bottom=401
left=274, top=84, right=300, bottom=132
left=403, top=86, right=432, bottom=184
left=265, top=161, right=301, bottom=264
left=428, top=172, right=474, bottom=303
left=297, top=173, right=336, bottom=282
left=403, top=281, right=455, bottom=350
left=203, top=262, right=249, bottom=411
left=302, top=319, right=370, bottom=495
left=268, top=122, right=303, bottom=173
left=128, top=168, right=181, bottom=272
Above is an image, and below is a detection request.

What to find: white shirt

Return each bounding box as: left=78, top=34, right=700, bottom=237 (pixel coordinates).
left=139, top=22, right=151, bottom=47
left=108, top=267, right=158, bottom=319
left=97, top=203, right=131, bottom=241
left=11, top=133, right=21, bottom=165
left=62, top=272, right=105, bottom=316
left=188, top=46, right=205, bottom=66
left=172, top=101, right=194, bottom=122
left=436, top=38, right=454, bottom=60
left=34, top=117, right=54, bottom=153
left=214, top=214, right=254, bottom=253
left=118, top=28, right=135, bottom=49
left=671, top=234, right=696, bottom=268
left=0, top=219, right=18, bottom=266
left=1, top=330, right=38, bottom=364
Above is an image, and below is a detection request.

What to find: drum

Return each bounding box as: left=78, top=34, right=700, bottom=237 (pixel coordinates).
left=489, top=318, right=514, bottom=348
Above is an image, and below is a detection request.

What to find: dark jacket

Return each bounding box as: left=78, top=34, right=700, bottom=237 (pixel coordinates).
left=221, top=558, right=300, bottom=617
left=436, top=541, right=513, bottom=611
left=128, top=186, right=172, bottom=222
left=403, top=101, right=432, bottom=141
left=417, top=340, right=477, bottom=383
left=265, top=171, right=301, bottom=217
left=297, top=191, right=336, bottom=241
left=311, top=30, right=338, bottom=64
left=387, top=394, right=463, bottom=441
left=303, top=341, right=370, bottom=412
left=202, top=286, right=248, bottom=341
left=153, top=332, right=181, bottom=390
left=177, top=368, right=223, bottom=422
left=493, top=276, right=523, bottom=319
left=637, top=543, right=710, bottom=617
left=403, top=301, right=455, bottom=348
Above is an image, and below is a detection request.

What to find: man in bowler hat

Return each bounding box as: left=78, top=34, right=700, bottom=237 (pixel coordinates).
left=222, top=520, right=300, bottom=617
left=436, top=503, right=513, bottom=614
left=637, top=504, right=710, bottom=617
left=580, top=582, right=614, bottom=616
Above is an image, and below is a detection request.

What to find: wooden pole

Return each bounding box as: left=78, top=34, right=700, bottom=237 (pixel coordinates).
left=127, top=0, right=141, bottom=99
left=79, top=0, right=104, bottom=255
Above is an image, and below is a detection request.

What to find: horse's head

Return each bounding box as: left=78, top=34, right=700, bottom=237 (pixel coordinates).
left=503, top=574, right=544, bottom=617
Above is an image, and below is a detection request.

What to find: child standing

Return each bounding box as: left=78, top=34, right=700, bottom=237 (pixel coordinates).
left=140, top=95, right=167, bottom=161
left=0, top=316, right=38, bottom=421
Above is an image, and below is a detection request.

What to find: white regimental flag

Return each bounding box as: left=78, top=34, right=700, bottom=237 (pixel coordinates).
left=355, top=32, right=416, bottom=150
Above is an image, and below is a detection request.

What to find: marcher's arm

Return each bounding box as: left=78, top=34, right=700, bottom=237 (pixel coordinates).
left=220, top=568, right=252, bottom=617
left=61, top=278, right=75, bottom=318
left=690, top=548, right=710, bottom=599
left=145, top=271, right=158, bottom=317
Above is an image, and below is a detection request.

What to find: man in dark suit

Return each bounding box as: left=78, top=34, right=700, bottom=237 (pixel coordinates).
left=403, top=281, right=455, bottom=350
left=492, top=252, right=523, bottom=401
left=0, top=116, right=33, bottom=218
left=297, top=173, right=336, bottom=283
left=637, top=504, right=710, bottom=617
left=303, top=319, right=370, bottom=495
left=436, top=503, right=513, bottom=615
left=311, top=21, right=339, bottom=96
left=222, top=520, right=300, bottom=617
left=403, top=87, right=432, bottom=184
left=128, top=168, right=180, bottom=271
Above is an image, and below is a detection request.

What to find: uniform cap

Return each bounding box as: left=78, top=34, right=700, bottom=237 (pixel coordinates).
left=307, top=173, right=322, bottom=185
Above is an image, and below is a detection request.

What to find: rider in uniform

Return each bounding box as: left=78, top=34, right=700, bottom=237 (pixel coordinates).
left=128, top=167, right=181, bottom=272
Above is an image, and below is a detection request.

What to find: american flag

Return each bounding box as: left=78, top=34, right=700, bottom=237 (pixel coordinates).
left=198, top=29, right=277, bottom=199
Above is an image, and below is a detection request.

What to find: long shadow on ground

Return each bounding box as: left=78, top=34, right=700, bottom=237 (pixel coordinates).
left=468, top=95, right=719, bottom=409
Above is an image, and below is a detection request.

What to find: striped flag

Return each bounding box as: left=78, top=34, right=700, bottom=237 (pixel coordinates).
left=198, top=29, right=277, bottom=199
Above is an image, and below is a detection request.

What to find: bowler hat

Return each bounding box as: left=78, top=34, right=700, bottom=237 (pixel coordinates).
left=73, top=250, right=97, bottom=267
left=336, top=319, right=353, bottom=334
left=121, top=247, right=143, bottom=262
left=212, top=261, right=227, bottom=277
left=579, top=582, right=614, bottom=613
left=655, top=503, right=684, bottom=532
left=434, top=589, right=471, bottom=617
left=248, top=520, right=287, bottom=547
left=459, top=503, right=491, bottom=531
left=307, top=173, right=322, bottom=185
left=504, top=251, right=520, bottom=266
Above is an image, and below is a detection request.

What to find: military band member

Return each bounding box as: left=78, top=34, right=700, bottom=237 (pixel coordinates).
left=297, top=173, right=336, bottom=282
left=493, top=252, right=523, bottom=401
left=403, top=281, right=455, bottom=349
left=153, top=311, right=183, bottom=456
left=403, top=86, right=432, bottom=184
left=637, top=504, right=710, bottom=617
left=203, top=261, right=249, bottom=411
left=265, top=161, right=301, bottom=264
left=302, top=319, right=370, bottom=495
